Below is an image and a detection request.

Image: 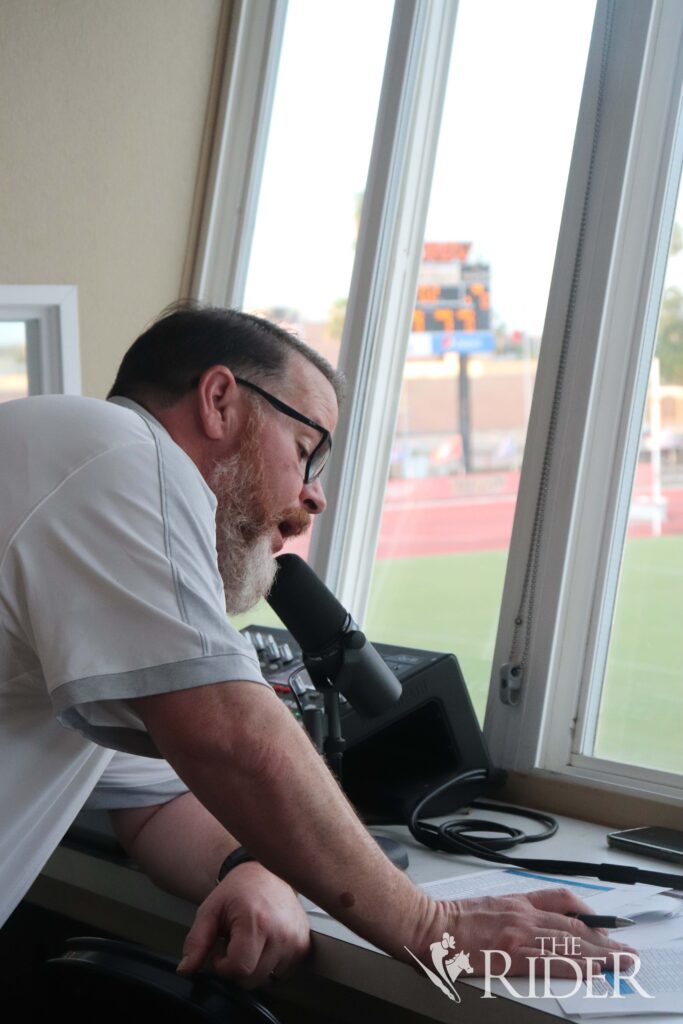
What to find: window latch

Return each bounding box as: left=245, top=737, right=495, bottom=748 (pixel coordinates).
left=500, top=663, right=522, bottom=706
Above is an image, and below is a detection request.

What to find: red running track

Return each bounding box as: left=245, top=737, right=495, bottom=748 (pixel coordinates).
left=287, top=470, right=683, bottom=561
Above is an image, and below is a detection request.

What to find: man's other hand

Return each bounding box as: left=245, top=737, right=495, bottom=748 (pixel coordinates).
left=176, top=862, right=311, bottom=988
left=428, top=887, right=637, bottom=977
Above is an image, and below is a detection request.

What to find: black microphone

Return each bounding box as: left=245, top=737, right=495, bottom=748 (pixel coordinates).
left=266, top=554, right=401, bottom=717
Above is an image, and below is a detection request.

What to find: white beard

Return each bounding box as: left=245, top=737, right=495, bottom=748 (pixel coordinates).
left=209, top=430, right=277, bottom=615
left=216, top=527, right=277, bottom=615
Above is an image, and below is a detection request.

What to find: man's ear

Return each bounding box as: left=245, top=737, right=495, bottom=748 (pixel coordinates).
left=195, top=365, right=240, bottom=441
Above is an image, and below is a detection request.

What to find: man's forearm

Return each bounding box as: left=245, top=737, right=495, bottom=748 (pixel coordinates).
left=110, top=789, right=312, bottom=986
left=131, top=681, right=438, bottom=961
left=110, top=792, right=238, bottom=904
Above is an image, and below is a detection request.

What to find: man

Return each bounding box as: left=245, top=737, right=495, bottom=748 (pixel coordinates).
left=0, top=303, right=632, bottom=990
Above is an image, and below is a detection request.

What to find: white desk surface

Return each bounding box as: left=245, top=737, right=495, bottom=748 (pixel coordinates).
left=32, top=806, right=683, bottom=1024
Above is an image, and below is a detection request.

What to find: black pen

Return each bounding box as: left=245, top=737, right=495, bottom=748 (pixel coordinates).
left=568, top=914, right=634, bottom=929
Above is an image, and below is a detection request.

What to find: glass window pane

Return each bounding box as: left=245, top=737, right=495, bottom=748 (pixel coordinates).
left=593, top=185, right=683, bottom=776
left=242, top=0, right=393, bottom=364
left=364, top=0, right=596, bottom=720
left=233, top=0, right=393, bottom=632
left=0, top=321, right=28, bottom=402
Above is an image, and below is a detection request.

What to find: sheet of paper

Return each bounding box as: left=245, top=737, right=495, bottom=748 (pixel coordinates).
left=420, top=868, right=648, bottom=902
left=565, top=893, right=683, bottom=956
left=553, top=944, right=683, bottom=1017
left=586, top=892, right=682, bottom=916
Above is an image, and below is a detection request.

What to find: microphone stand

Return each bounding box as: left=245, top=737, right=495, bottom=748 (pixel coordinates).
left=300, top=630, right=409, bottom=872
left=322, top=690, right=345, bottom=781
left=299, top=689, right=346, bottom=784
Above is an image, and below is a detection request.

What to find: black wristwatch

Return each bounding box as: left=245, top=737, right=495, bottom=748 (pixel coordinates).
left=216, top=846, right=256, bottom=884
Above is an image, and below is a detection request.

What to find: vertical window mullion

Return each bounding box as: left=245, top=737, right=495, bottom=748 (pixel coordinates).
left=307, top=0, right=459, bottom=613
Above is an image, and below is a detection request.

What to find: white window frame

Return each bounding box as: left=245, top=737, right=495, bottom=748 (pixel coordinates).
left=0, top=285, right=81, bottom=395
left=191, top=0, right=288, bottom=306
left=195, top=0, right=683, bottom=803
left=485, top=0, right=683, bottom=804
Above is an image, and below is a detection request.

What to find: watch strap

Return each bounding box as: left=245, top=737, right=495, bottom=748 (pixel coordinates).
left=216, top=846, right=256, bottom=884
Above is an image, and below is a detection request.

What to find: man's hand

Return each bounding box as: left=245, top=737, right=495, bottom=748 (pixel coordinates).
left=109, top=794, right=310, bottom=988
left=423, top=887, right=637, bottom=977
left=177, top=862, right=311, bottom=988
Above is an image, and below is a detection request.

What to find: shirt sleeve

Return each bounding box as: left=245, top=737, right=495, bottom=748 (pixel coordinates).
left=83, top=750, right=189, bottom=809
left=6, top=433, right=268, bottom=756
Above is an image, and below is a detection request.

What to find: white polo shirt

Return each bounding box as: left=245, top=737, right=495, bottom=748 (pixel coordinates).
left=0, top=394, right=267, bottom=925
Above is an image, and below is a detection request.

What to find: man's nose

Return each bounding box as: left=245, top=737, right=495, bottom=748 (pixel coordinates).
left=301, top=476, right=327, bottom=514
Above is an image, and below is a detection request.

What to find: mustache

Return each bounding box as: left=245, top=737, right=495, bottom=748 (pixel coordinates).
left=276, top=506, right=312, bottom=538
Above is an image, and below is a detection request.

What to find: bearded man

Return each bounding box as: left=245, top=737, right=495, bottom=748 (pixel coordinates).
left=0, top=303, right=633, bottom=991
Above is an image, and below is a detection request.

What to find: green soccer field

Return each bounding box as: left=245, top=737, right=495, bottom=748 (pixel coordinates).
left=236, top=535, right=682, bottom=776
left=365, top=536, right=683, bottom=776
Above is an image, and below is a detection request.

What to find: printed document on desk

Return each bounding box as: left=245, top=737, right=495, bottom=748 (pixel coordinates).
left=553, top=945, right=683, bottom=1017
left=544, top=888, right=683, bottom=1018
left=419, top=867, right=668, bottom=902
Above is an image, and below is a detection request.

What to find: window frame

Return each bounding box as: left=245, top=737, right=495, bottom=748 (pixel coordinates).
left=485, top=0, right=683, bottom=804
left=0, top=285, right=81, bottom=395
left=191, top=0, right=288, bottom=306
left=193, top=0, right=683, bottom=805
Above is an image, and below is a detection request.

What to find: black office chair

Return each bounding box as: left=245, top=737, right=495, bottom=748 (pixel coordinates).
left=39, top=936, right=283, bottom=1023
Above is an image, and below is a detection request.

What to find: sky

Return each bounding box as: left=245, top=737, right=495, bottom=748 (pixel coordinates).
left=243, top=0, right=598, bottom=336
left=0, top=321, right=25, bottom=347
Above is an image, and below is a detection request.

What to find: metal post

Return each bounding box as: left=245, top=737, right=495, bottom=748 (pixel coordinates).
left=459, top=352, right=472, bottom=472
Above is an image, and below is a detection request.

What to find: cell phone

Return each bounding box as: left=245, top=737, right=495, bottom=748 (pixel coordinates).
left=607, top=826, right=683, bottom=865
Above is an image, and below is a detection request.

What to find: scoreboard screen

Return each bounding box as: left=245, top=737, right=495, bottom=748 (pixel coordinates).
left=412, top=277, right=490, bottom=334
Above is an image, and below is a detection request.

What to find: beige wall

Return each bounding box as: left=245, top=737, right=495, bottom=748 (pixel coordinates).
left=0, top=0, right=224, bottom=397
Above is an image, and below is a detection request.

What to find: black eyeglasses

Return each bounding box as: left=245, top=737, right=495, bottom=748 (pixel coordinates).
left=234, top=376, right=332, bottom=484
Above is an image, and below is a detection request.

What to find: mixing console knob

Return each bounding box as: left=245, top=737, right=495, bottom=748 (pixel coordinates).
left=265, top=637, right=280, bottom=662
left=252, top=632, right=265, bottom=651
left=279, top=643, right=293, bottom=664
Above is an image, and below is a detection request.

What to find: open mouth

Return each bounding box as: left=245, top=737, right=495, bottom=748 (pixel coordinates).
left=278, top=520, right=297, bottom=541
left=274, top=510, right=311, bottom=548
left=277, top=513, right=312, bottom=543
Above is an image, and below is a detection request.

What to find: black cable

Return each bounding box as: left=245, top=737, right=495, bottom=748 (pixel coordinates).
left=408, top=769, right=557, bottom=854
left=407, top=768, right=683, bottom=891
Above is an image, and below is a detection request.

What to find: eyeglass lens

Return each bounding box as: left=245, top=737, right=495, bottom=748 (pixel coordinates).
left=308, top=436, right=331, bottom=482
